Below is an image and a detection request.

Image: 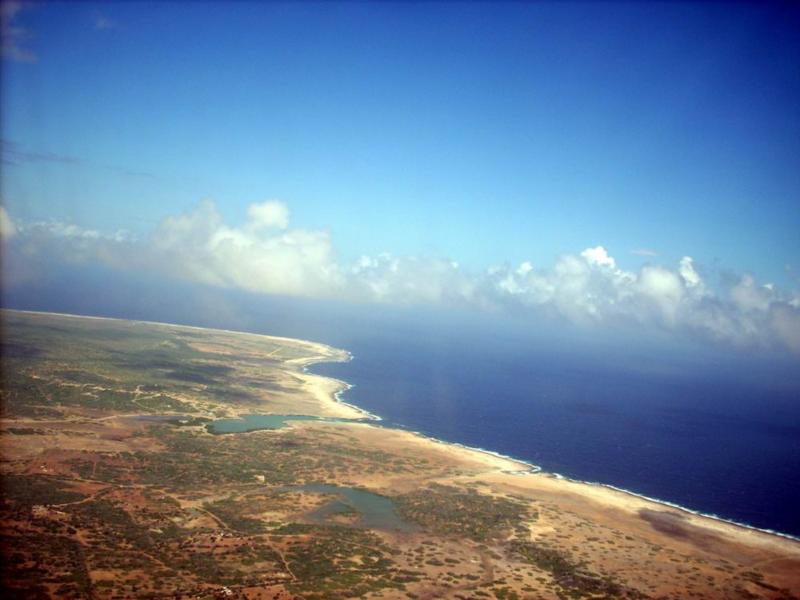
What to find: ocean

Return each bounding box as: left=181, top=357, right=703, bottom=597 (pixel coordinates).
left=308, top=310, right=800, bottom=539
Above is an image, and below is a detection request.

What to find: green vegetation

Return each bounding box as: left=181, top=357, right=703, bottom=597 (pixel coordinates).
left=283, top=525, right=402, bottom=599
left=510, top=540, right=644, bottom=599
left=204, top=497, right=266, bottom=534
left=395, top=483, right=532, bottom=541
left=0, top=311, right=295, bottom=422
left=1, top=475, right=86, bottom=507
left=0, top=532, right=91, bottom=599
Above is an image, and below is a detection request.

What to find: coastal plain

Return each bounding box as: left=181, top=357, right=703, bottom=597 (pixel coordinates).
left=1, top=310, right=799, bottom=599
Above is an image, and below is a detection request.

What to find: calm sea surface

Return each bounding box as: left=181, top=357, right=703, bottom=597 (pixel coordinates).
left=310, top=320, right=800, bottom=538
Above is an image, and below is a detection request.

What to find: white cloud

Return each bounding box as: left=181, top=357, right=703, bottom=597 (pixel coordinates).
left=770, top=304, right=800, bottom=355
left=631, top=248, right=659, bottom=257
left=0, top=206, right=17, bottom=238
left=637, top=265, right=684, bottom=323
left=1, top=2, right=36, bottom=63
left=350, top=253, right=476, bottom=306
left=477, top=247, right=800, bottom=355
left=247, top=200, right=289, bottom=230
left=679, top=256, right=703, bottom=290
left=4, top=200, right=800, bottom=357
left=581, top=245, right=616, bottom=269
left=150, top=200, right=341, bottom=297
left=730, top=274, right=772, bottom=313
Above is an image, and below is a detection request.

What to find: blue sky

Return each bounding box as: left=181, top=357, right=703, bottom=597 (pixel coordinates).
left=2, top=1, right=800, bottom=355
left=3, top=1, right=798, bottom=275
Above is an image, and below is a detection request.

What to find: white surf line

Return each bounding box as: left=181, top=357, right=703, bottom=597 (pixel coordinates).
left=300, top=352, right=382, bottom=422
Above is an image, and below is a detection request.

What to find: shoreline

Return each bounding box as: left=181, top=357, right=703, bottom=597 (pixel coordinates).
left=367, top=420, right=800, bottom=545
left=5, top=308, right=799, bottom=545
left=298, top=352, right=383, bottom=423
left=305, top=350, right=800, bottom=546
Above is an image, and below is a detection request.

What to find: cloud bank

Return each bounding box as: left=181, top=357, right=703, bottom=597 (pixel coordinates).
left=3, top=200, right=800, bottom=356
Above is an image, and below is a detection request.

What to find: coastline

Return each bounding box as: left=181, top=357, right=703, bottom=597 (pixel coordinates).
left=370, top=420, right=800, bottom=543
left=297, top=352, right=383, bottom=422
left=369, top=422, right=800, bottom=547
left=6, top=308, right=800, bottom=598
left=4, top=309, right=347, bottom=363
left=303, top=345, right=800, bottom=548
left=5, top=308, right=799, bottom=548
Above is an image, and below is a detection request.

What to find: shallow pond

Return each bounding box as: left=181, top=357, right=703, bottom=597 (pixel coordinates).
left=282, top=483, right=416, bottom=533
left=206, top=413, right=377, bottom=434
left=206, top=414, right=329, bottom=434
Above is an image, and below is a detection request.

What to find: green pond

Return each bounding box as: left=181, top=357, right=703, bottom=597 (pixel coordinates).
left=281, top=483, right=416, bottom=533
left=206, top=414, right=345, bottom=434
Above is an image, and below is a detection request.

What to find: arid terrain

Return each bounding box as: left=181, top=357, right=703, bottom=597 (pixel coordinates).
left=1, top=309, right=799, bottom=599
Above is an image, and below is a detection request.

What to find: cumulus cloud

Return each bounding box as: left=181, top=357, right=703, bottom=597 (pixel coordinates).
left=1, top=2, right=36, bottom=63
left=247, top=200, right=289, bottom=231
left=149, top=200, right=342, bottom=297
left=581, top=245, right=616, bottom=269
left=731, top=274, right=772, bottom=313
left=350, top=254, right=476, bottom=306
left=638, top=265, right=685, bottom=323
left=4, top=200, right=800, bottom=356
left=678, top=256, right=703, bottom=290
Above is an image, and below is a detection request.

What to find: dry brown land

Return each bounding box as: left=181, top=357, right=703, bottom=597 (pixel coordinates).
left=1, top=309, right=799, bottom=599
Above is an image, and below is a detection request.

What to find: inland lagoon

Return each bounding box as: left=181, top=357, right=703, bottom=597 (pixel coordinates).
left=206, top=414, right=362, bottom=434
left=279, top=483, right=417, bottom=533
